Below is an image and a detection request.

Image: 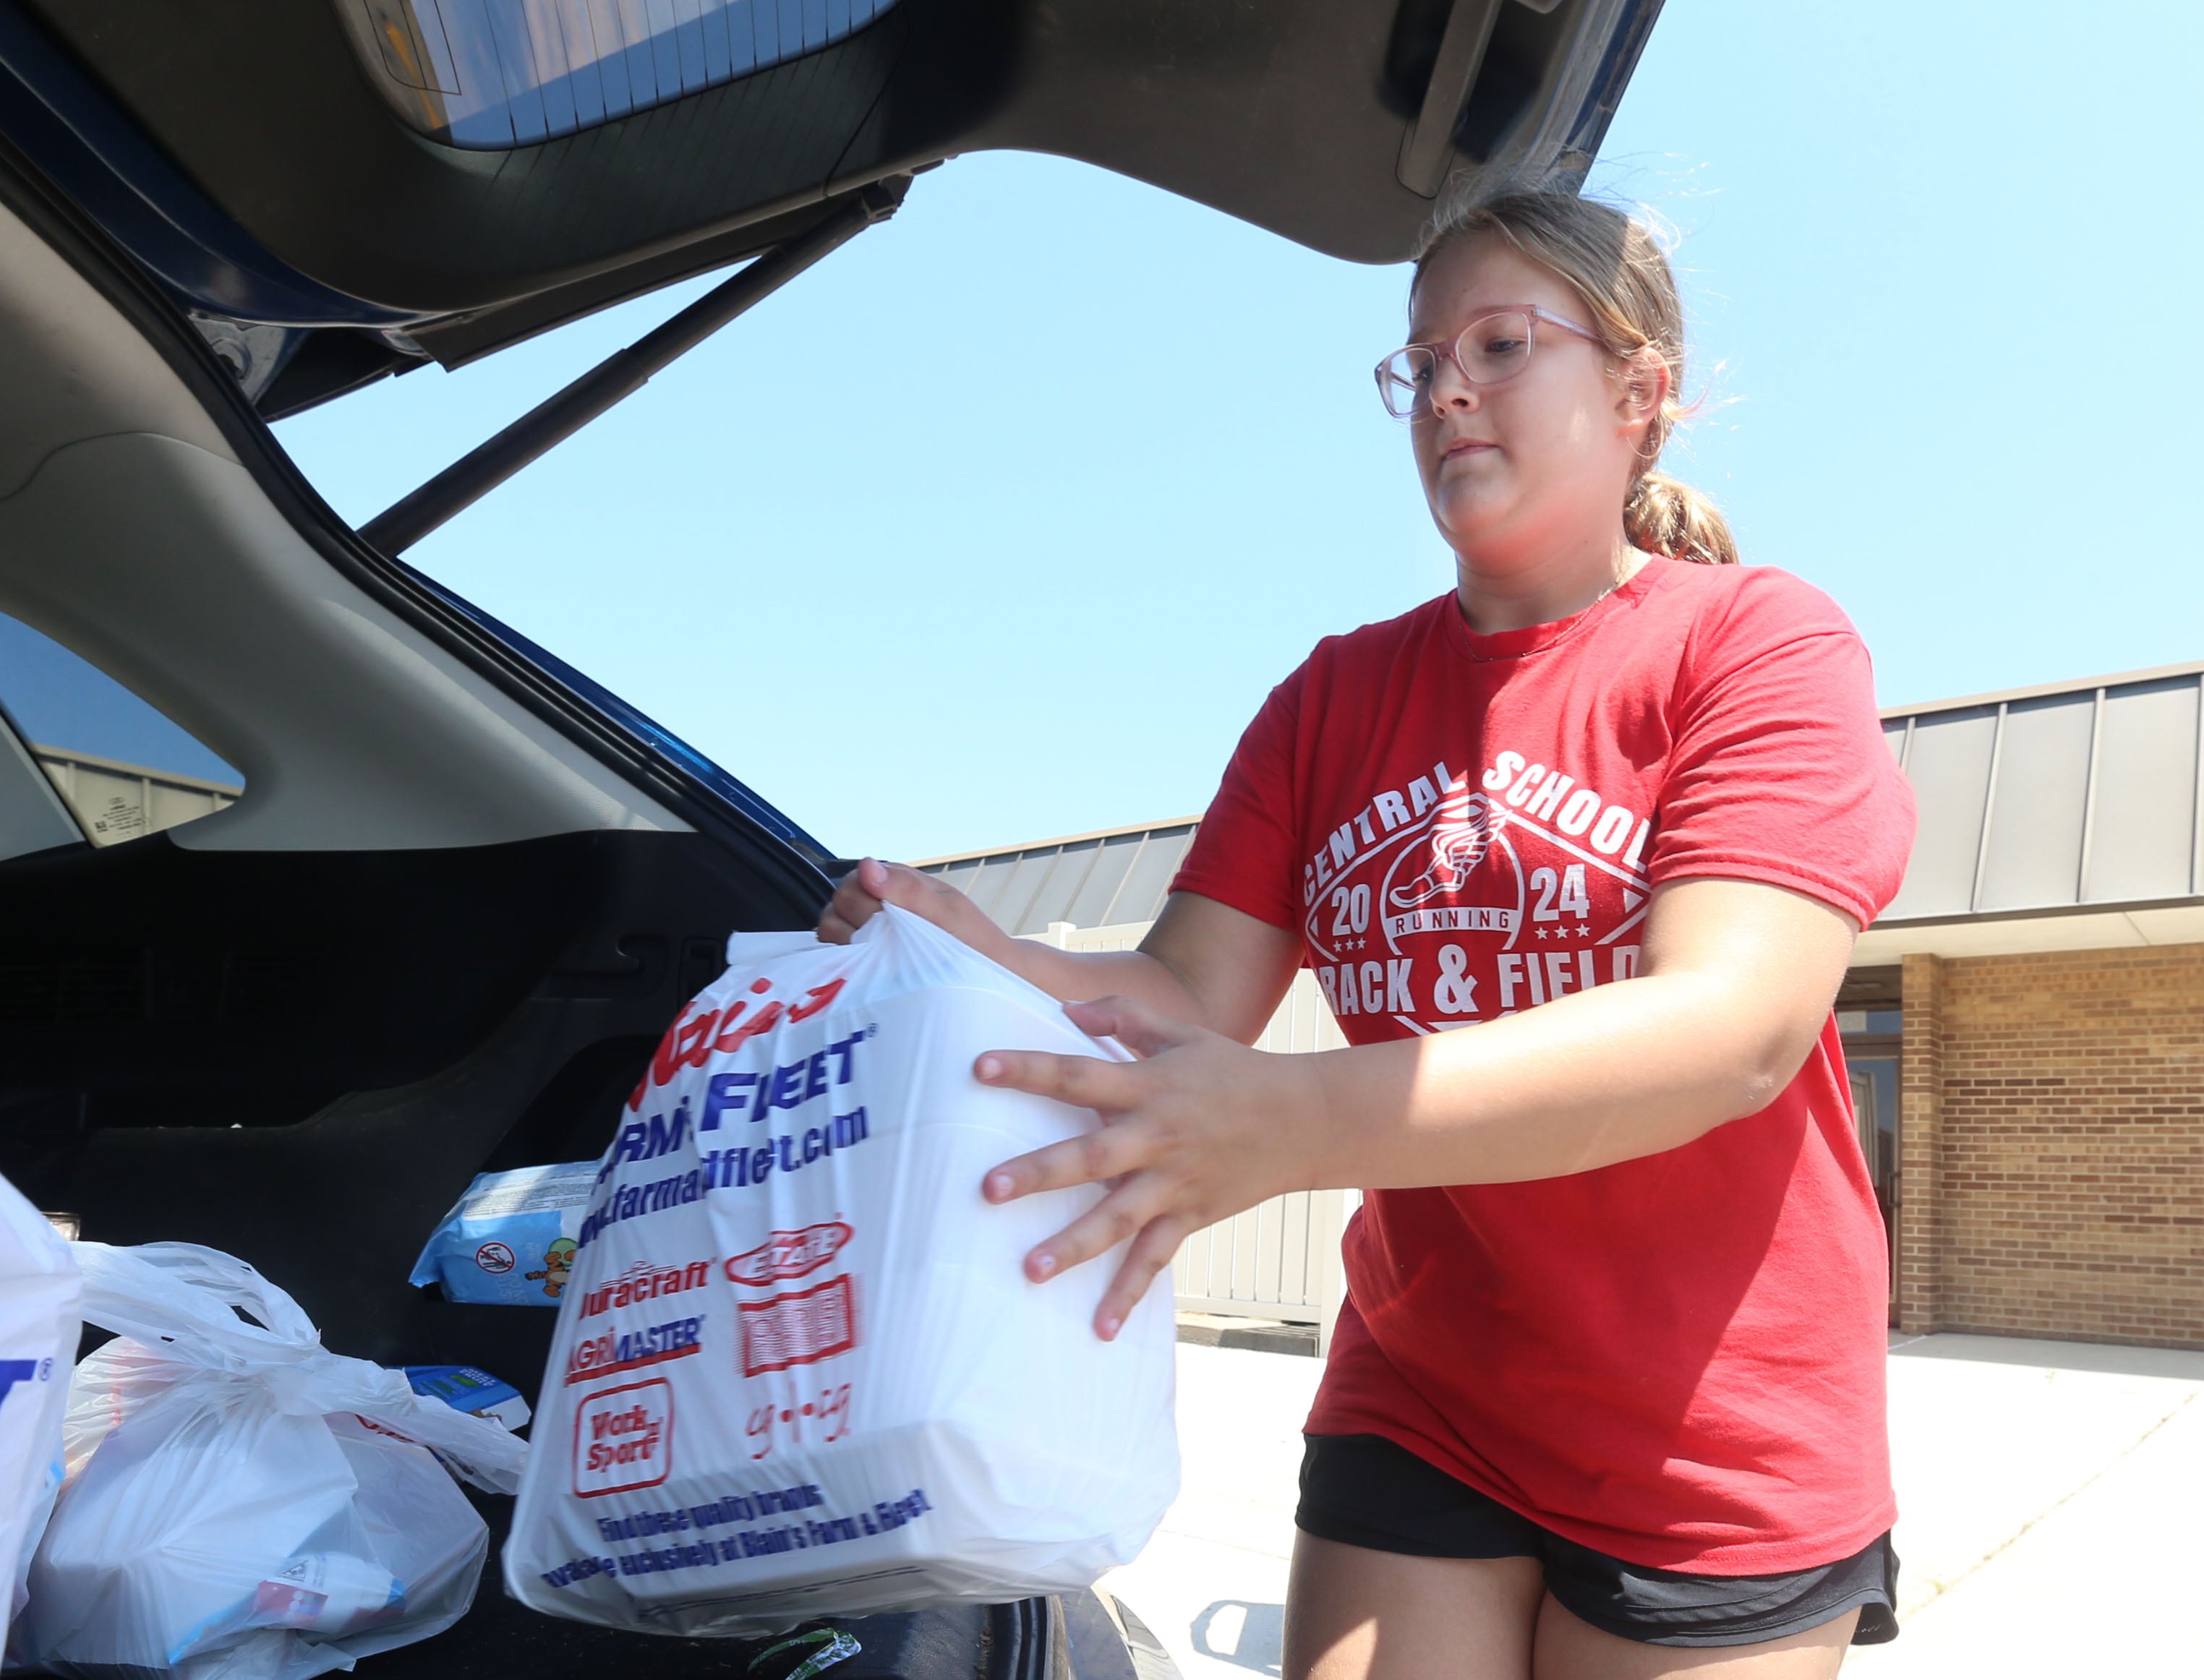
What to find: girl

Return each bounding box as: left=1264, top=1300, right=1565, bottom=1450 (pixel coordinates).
left=819, top=187, right=1914, bottom=1679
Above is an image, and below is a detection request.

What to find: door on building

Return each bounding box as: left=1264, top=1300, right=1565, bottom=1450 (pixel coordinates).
left=1842, top=1011, right=1902, bottom=1322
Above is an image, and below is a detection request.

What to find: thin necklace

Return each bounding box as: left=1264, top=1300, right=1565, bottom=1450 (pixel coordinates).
left=1578, top=569, right=1629, bottom=613
left=1461, top=580, right=1623, bottom=661
left=1589, top=549, right=1654, bottom=610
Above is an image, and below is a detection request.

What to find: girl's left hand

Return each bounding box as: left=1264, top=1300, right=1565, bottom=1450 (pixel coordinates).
left=975, top=995, right=1328, bottom=1340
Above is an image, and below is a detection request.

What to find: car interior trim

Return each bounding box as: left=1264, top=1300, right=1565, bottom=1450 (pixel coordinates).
left=0, top=135, right=837, bottom=885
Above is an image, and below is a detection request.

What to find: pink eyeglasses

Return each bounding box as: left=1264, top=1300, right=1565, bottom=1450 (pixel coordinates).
left=1375, top=306, right=1605, bottom=419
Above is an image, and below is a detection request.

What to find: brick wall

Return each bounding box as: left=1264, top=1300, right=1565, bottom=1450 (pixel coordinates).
left=1896, top=943, right=2204, bottom=1348
left=1895, top=953, right=1945, bottom=1334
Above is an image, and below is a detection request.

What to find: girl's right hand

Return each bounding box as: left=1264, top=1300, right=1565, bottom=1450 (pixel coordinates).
left=815, top=857, right=1009, bottom=958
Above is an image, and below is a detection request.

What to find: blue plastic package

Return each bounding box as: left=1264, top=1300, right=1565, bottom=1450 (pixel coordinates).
left=409, top=1161, right=597, bottom=1306
left=405, top=1364, right=531, bottom=1431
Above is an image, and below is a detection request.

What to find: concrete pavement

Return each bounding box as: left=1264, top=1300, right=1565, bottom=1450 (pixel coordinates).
left=1847, top=1334, right=2203, bottom=1676
left=1098, top=1333, right=2204, bottom=1678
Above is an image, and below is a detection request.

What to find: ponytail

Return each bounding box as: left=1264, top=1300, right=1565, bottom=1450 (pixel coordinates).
left=1415, top=187, right=1735, bottom=565
left=1626, top=470, right=1737, bottom=567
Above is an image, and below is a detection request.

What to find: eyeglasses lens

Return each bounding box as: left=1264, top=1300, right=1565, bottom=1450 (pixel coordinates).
left=1378, top=348, right=1435, bottom=419
left=1459, top=312, right=1534, bottom=383
left=1376, top=312, right=1537, bottom=418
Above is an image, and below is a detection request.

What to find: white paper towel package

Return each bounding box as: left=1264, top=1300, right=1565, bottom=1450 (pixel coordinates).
left=505, top=907, right=1179, bottom=1635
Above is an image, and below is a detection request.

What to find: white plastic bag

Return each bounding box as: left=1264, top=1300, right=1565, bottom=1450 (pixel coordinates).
left=15, top=1243, right=527, bottom=1680
left=0, top=1174, right=80, bottom=1645
left=505, top=907, right=1179, bottom=1635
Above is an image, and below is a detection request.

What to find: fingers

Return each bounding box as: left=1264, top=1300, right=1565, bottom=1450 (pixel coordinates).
left=962, top=1008, right=1281, bottom=1342
left=1015, top=1178, right=1148, bottom=1282
left=813, top=857, right=938, bottom=944
left=975, top=1047, right=1142, bottom=1123
left=853, top=857, right=914, bottom=907
left=816, top=907, right=865, bottom=945
left=1060, top=994, right=1199, bottom=1061
left=970, top=1005, right=1208, bottom=1201
left=1006, top=1178, right=1189, bottom=1340
left=863, top=857, right=960, bottom=918
left=813, top=858, right=887, bottom=944
left=1093, top=1216, right=1191, bottom=1340
left=981, top=1105, right=1147, bottom=1204
left=1010, top=1171, right=1184, bottom=1319
left=818, top=857, right=1000, bottom=951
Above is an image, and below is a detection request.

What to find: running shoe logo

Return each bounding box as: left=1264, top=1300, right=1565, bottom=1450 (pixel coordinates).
left=1389, top=789, right=1497, bottom=909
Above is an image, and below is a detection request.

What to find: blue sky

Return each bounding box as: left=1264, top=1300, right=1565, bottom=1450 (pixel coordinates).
left=270, top=0, right=2204, bottom=863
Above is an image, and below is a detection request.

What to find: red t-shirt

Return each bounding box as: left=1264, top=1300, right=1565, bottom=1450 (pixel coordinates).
left=1172, top=558, right=1915, bottom=1574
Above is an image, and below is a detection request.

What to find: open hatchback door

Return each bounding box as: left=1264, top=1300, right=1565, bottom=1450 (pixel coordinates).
left=0, top=2, right=1662, bottom=1676
left=2, top=0, right=1660, bottom=414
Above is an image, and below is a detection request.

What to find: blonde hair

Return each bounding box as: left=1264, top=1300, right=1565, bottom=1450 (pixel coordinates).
left=1412, top=187, right=1736, bottom=567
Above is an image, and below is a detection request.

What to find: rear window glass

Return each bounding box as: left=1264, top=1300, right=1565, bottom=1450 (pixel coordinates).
left=340, top=0, right=901, bottom=148
left=0, top=612, right=242, bottom=850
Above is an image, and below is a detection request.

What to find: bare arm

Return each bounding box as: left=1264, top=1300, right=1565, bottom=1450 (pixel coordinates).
left=1302, top=876, right=1855, bottom=1186
left=974, top=876, right=1857, bottom=1334
left=816, top=859, right=1301, bottom=1043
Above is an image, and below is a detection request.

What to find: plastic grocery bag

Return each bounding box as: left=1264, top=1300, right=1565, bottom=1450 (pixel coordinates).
left=409, top=1162, right=597, bottom=1306
left=0, top=1174, right=80, bottom=1644
left=505, top=906, right=1179, bottom=1636
left=14, top=1243, right=528, bottom=1680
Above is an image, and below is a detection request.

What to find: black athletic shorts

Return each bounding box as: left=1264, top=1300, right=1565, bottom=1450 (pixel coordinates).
left=1297, top=1434, right=1899, bottom=1649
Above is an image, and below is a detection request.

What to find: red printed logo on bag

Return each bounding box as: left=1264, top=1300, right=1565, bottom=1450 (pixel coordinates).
left=725, top=1222, right=853, bottom=1286
left=737, top=1275, right=856, bottom=1376
left=564, top=1313, right=706, bottom=1386
left=580, top=1258, right=712, bottom=1319
left=626, top=975, right=850, bottom=1111
left=474, top=1242, right=515, bottom=1274
left=573, top=1379, right=673, bottom=1499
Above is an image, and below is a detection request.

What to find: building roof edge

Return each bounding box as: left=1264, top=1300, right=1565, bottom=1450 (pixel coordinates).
left=1881, top=659, right=2204, bottom=721
left=913, top=815, right=1205, bottom=870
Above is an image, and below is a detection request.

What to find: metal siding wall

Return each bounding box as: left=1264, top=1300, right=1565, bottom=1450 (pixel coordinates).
left=987, top=850, right=1059, bottom=933
left=962, top=852, right=1023, bottom=917
left=2084, top=677, right=2200, bottom=903
left=1878, top=670, right=2204, bottom=919
left=1977, top=693, right=2095, bottom=911
left=1017, top=839, right=1098, bottom=933
left=1884, top=707, right=1999, bottom=919
left=1109, top=827, right=1194, bottom=924
left=1067, top=833, right=1143, bottom=925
